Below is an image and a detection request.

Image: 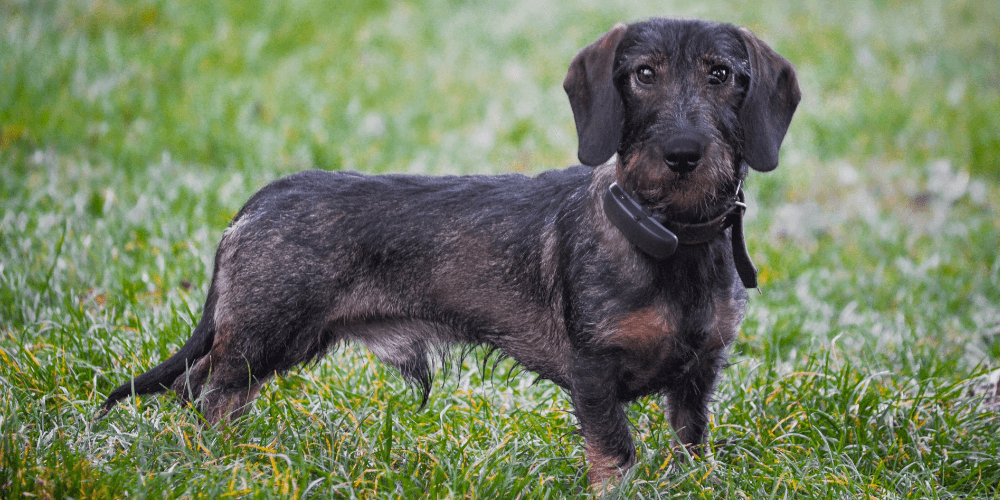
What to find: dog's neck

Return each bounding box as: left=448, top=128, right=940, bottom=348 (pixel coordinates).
left=601, top=180, right=759, bottom=289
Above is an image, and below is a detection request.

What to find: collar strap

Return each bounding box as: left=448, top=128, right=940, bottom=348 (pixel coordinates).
left=652, top=202, right=744, bottom=246
left=602, top=183, right=758, bottom=289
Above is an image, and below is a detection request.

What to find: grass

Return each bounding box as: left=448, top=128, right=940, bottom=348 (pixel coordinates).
left=2, top=0, right=999, bottom=498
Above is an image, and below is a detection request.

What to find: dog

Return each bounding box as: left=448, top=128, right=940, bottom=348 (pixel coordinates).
left=100, top=18, right=799, bottom=488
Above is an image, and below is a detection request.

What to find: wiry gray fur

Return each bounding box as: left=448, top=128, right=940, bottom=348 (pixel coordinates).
left=101, top=18, right=799, bottom=488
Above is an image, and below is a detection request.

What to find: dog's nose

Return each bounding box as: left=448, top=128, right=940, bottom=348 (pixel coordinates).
left=663, top=136, right=706, bottom=173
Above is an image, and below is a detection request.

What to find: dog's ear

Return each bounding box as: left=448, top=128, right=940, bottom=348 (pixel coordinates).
left=563, top=24, right=627, bottom=167
left=737, top=28, right=801, bottom=172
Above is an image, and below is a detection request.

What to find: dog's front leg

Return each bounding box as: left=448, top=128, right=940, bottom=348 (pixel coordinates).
left=570, top=354, right=635, bottom=490
left=662, top=347, right=725, bottom=457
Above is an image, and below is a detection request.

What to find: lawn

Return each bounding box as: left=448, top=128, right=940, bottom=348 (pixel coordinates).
left=2, top=0, right=999, bottom=498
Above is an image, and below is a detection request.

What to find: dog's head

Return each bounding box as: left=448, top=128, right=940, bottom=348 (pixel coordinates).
left=564, top=19, right=800, bottom=221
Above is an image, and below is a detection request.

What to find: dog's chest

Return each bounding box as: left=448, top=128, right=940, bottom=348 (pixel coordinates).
left=605, top=294, right=742, bottom=397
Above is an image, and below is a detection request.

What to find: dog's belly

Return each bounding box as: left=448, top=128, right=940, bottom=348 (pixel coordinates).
left=329, top=298, right=574, bottom=388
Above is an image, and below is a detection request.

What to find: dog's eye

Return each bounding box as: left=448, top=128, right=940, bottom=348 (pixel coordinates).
left=708, top=65, right=730, bottom=85
left=635, top=66, right=656, bottom=85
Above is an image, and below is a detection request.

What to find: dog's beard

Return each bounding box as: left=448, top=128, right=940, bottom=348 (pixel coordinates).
left=618, top=147, right=738, bottom=223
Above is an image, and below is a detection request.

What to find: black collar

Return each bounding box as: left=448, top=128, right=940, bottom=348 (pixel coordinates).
left=602, top=182, right=759, bottom=289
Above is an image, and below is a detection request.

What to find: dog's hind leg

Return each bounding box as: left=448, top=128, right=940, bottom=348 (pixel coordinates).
left=168, top=329, right=272, bottom=426
left=168, top=309, right=317, bottom=425
left=170, top=302, right=347, bottom=425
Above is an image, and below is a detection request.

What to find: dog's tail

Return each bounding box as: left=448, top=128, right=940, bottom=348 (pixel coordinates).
left=97, top=291, right=217, bottom=417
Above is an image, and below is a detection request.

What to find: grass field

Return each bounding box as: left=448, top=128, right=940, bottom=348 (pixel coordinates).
left=2, top=0, right=999, bottom=498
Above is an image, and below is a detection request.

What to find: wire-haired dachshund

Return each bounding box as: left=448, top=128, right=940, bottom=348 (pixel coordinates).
left=101, top=17, right=800, bottom=489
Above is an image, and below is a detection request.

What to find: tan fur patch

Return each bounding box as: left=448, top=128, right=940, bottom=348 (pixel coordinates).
left=612, top=307, right=670, bottom=350
left=586, top=443, right=623, bottom=488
